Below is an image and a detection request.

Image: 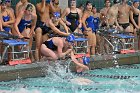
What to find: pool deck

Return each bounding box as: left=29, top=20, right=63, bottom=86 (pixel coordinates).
left=0, top=52, right=140, bottom=81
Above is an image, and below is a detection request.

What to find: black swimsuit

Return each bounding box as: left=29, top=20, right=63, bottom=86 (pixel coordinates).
left=66, top=9, right=79, bottom=32
left=119, top=23, right=130, bottom=29
left=133, top=13, right=139, bottom=25
left=36, top=21, right=60, bottom=35
left=36, top=21, right=51, bottom=35
left=131, top=13, right=139, bottom=29
left=43, top=39, right=57, bottom=51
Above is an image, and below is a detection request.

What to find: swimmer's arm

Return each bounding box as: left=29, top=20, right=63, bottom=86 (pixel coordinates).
left=36, top=1, right=45, bottom=13
left=30, top=14, right=37, bottom=36
left=70, top=51, right=89, bottom=70
left=15, top=2, right=21, bottom=17
left=78, top=9, right=82, bottom=28
left=59, top=18, right=69, bottom=33
left=3, top=10, right=15, bottom=25
left=50, top=1, right=55, bottom=13
left=61, top=8, right=68, bottom=23
left=99, top=9, right=105, bottom=21
left=130, top=5, right=138, bottom=14
left=57, top=42, right=71, bottom=58
left=138, top=11, right=140, bottom=28
left=32, top=4, right=36, bottom=14
left=81, top=12, right=89, bottom=30
left=14, top=11, right=23, bottom=36
left=49, top=19, right=69, bottom=36
left=0, top=19, right=3, bottom=31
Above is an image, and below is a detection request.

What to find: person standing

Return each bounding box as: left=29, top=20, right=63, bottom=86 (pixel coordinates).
left=61, top=0, right=82, bottom=33
left=82, top=1, right=96, bottom=55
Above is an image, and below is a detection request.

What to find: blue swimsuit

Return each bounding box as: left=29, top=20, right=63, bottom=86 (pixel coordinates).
left=3, top=15, right=11, bottom=32
left=18, top=19, right=32, bottom=33
left=86, top=16, right=95, bottom=33
left=93, top=17, right=100, bottom=31
left=43, top=39, right=57, bottom=51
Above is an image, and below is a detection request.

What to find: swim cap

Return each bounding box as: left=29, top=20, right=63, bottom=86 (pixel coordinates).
left=133, top=0, right=139, bottom=3
left=66, top=34, right=75, bottom=42
left=83, top=56, right=90, bottom=65
left=5, top=0, right=11, bottom=2
left=46, top=0, right=50, bottom=4
left=53, top=12, right=60, bottom=18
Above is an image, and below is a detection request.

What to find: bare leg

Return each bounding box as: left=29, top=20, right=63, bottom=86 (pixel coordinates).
left=91, top=33, right=96, bottom=55
left=40, top=44, right=58, bottom=61
left=35, top=28, right=43, bottom=61
left=85, top=31, right=96, bottom=55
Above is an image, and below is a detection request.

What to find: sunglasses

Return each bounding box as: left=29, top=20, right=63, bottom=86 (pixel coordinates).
left=5, top=1, right=11, bottom=3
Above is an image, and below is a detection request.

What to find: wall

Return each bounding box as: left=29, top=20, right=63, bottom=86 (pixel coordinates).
left=11, top=0, right=132, bottom=12
left=11, top=0, right=68, bottom=11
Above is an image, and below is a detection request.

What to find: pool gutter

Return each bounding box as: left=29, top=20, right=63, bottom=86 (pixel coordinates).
left=0, top=52, right=140, bottom=81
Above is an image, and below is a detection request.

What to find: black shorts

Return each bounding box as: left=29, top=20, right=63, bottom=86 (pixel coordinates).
left=35, top=21, right=51, bottom=35
left=119, top=23, right=130, bottom=30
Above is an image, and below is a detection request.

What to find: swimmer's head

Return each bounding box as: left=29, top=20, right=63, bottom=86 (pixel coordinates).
left=53, top=12, right=60, bottom=18
left=70, top=0, right=76, bottom=8
left=1, top=1, right=6, bottom=9
left=66, top=34, right=75, bottom=43
left=105, top=0, right=111, bottom=7
left=46, top=0, right=50, bottom=4
left=133, top=0, right=139, bottom=3
left=53, top=0, right=59, bottom=5
left=83, top=56, right=90, bottom=65
left=25, top=4, right=33, bottom=13
left=86, top=1, right=92, bottom=10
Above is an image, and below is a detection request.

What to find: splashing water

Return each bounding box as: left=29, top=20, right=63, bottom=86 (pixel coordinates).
left=0, top=60, right=140, bottom=93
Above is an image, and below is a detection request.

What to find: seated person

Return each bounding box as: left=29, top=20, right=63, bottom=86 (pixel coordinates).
left=16, top=0, right=36, bottom=17
left=40, top=34, right=89, bottom=71
left=14, top=4, right=37, bottom=39
left=1, top=1, right=15, bottom=34
left=14, top=3, right=37, bottom=61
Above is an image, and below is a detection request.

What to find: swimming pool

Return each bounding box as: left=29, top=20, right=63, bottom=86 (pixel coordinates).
left=0, top=63, right=140, bottom=93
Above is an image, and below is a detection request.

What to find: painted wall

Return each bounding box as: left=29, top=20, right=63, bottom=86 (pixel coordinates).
left=11, top=0, right=132, bottom=12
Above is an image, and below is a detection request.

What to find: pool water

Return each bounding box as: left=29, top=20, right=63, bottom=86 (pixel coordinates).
left=0, top=63, right=140, bottom=93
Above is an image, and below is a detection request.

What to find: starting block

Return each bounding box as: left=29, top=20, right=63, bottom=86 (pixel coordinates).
left=9, top=58, right=31, bottom=66
left=120, top=49, right=136, bottom=54
left=75, top=53, right=90, bottom=58
left=74, top=38, right=89, bottom=54
left=1, top=39, right=31, bottom=65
